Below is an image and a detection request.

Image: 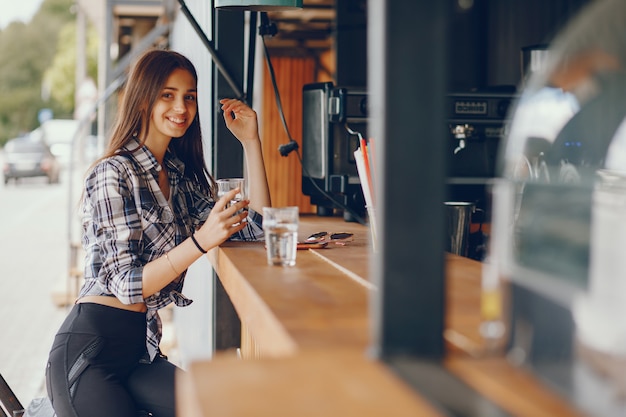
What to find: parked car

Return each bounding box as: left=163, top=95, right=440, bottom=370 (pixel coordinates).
left=35, top=119, right=81, bottom=166
left=2, top=134, right=61, bottom=184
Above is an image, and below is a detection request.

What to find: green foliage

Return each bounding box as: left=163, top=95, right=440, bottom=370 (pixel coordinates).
left=0, top=0, right=88, bottom=146
left=43, top=22, right=99, bottom=117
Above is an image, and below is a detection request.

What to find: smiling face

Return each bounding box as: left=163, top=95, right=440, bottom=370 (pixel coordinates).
left=147, top=68, right=198, bottom=146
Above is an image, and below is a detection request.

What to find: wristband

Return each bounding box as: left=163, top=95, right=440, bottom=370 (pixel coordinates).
left=191, top=233, right=207, bottom=254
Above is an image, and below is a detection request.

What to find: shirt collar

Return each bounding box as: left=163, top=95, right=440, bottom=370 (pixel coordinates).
left=123, top=137, right=186, bottom=178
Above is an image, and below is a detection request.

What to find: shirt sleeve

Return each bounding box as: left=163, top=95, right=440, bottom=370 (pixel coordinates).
left=84, top=159, right=145, bottom=305
left=229, top=208, right=264, bottom=241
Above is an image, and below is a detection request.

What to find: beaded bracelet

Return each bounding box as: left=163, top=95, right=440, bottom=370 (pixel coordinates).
left=191, top=233, right=207, bottom=254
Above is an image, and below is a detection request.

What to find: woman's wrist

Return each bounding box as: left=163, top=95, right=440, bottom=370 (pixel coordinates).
left=190, top=233, right=208, bottom=254
left=240, top=135, right=262, bottom=148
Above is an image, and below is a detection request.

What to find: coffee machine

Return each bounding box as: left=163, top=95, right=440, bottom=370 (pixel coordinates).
left=301, top=82, right=368, bottom=221
left=446, top=90, right=516, bottom=259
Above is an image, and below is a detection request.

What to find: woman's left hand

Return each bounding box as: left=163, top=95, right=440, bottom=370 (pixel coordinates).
left=220, top=98, right=260, bottom=144
left=219, top=98, right=272, bottom=212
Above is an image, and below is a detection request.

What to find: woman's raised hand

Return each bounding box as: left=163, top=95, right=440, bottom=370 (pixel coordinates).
left=219, top=98, right=260, bottom=144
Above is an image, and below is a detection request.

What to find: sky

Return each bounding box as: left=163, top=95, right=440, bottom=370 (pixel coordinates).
left=0, top=0, right=45, bottom=29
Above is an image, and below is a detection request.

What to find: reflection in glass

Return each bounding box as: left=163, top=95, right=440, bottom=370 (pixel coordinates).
left=486, top=0, right=626, bottom=414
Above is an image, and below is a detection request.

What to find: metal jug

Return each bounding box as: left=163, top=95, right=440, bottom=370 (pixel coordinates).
left=444, top=201, right=478, bottom=257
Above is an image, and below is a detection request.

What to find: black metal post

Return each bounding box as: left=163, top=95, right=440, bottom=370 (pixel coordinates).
left=245, top=12, right=258, bottom=105
left=369, top=1, right=448, bottom=358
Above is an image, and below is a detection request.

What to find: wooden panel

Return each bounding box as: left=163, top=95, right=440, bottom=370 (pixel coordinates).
left=260, top=56, right=317, bottom=212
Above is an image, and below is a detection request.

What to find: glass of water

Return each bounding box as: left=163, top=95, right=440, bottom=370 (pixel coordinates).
left=262, top=206, right=299, bottom=266
left=216, top=178, right=246, bottom=211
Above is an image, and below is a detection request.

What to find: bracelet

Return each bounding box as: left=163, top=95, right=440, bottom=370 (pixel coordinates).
left=165, top=252, right=181, bottom=275
left=191, top=233, right=207, bottom=254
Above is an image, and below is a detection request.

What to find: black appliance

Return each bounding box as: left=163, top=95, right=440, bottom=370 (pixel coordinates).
left=446, top=91, right=514, bottom=179
left=446, top=90, right=516, bottom=259
left=302, top=82, right=368, bottom=221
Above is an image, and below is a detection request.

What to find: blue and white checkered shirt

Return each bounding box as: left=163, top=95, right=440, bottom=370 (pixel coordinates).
left=79, top=138, right=263, bottom=361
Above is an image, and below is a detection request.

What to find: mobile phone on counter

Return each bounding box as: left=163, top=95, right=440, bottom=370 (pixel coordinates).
left=296, top=241, right=329, bottom=250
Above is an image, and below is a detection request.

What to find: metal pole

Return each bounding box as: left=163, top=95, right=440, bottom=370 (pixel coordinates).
left=245, top=11, right=258, bottom=105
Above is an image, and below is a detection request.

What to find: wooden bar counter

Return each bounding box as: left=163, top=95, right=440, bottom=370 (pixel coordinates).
left=205, top=215, right=372, bottom=358
left=176, top=215, right=586, bottom=417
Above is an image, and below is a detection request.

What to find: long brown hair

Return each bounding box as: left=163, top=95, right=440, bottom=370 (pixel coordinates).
left=101, top=48, right=213, bottom=195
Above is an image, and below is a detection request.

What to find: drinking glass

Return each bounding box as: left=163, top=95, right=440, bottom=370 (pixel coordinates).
left=216, top=178, right=246, bottom=212
left=262, top=207, right=299, bottom=266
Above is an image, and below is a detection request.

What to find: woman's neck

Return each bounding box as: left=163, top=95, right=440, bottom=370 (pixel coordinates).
left=143, top=135, right=171, bottom=165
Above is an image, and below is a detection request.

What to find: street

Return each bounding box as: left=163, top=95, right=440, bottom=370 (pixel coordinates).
left=0, top=153, right=80, bottom=404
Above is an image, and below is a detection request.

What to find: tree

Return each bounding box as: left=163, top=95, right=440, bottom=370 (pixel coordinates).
left=0, top=0, right=74, bottom=144
left=43, top=22, right=99, bottom=117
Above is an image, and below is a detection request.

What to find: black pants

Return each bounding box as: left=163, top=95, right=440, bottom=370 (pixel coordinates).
left=46, top=303, right=178, bottom=417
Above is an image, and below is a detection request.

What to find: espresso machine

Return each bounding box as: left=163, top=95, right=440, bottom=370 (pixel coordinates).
left=446, top=90, right=516, bottom=259
left=301, top=82, right=368, bottom=221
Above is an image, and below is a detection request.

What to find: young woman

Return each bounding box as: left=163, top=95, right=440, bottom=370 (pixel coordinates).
left=45, top=49, right=270, bottom=417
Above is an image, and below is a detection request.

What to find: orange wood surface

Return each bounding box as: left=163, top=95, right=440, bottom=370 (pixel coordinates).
left=446, top=356, right=588, bottom=417
left=207, top=216, right=371, bottom=357
left=177, top=350, right=447, bottom=417
left=260, top=56, right=317, bottom=212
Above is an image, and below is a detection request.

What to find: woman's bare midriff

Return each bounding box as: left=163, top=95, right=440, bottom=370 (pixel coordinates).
left=77, top=295, right=147, bottom=313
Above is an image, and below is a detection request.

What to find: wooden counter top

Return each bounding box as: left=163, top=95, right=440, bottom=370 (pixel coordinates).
left=207, top=216, right=371, bottom=356
left=177, top=350, right=447, bottom=417
left=444, top=356, right=587, bottom=417
left=178, top=214, right=587, bottom=417
left=209, top=214, right=485, bottom=356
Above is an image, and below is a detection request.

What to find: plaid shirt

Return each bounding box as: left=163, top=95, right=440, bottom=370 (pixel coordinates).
left=79, top=138, right=263, bottom=361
